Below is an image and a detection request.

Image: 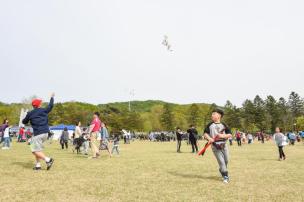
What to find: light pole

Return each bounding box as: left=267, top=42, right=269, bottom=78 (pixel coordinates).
left=129, top=89, right=135, bottom=112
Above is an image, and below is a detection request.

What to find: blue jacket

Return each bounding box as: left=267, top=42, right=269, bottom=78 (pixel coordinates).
left=100, top=127, right=109, bottom=140
left=22, top=98, right=54, bottom=136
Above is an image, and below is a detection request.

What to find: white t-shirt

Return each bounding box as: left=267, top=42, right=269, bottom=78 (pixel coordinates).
left=3, top=128, right=10, bottom=138
left=248, top=134, right=253, bottom=140
left=74, top=126, right=82, bottom=138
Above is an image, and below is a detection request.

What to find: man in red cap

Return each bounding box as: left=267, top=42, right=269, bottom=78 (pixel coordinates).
left=23, top=93, right=55, bottom=170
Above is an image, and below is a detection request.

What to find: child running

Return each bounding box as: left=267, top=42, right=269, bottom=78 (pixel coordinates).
left=203, top=109, right=232, bottom=183
left=22, top=93, right=55, bottom=170
left=2, top=126, right=11, bottom=149
left=111, top=134, right=120, bottom=155
left=273, top=127, right=286, bottom=161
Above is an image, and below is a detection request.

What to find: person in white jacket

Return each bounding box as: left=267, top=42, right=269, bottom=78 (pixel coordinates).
left=273, top=127, right=286, bottom=161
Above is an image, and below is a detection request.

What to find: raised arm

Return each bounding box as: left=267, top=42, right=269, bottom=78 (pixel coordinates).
left=45, top=93, right=55, bottom=113
left=22, top=112, right=30, bottom=125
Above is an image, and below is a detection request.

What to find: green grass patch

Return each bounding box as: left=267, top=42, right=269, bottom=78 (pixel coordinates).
left=1, top=140, right=304, bottom=202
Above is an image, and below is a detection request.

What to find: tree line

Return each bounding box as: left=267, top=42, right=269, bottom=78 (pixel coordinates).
left=1, top=92, right=304, bottom=133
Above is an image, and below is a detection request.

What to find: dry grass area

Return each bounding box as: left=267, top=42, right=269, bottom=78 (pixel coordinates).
left=1, top=139, right=304, bottom=202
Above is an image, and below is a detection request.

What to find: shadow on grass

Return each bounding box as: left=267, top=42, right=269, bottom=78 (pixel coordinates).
left=12, top=161, right=33, bottom=169
left=168, top=171, right=219, bottom=181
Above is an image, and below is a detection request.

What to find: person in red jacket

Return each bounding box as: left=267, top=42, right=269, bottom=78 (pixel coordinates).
left=236, top=131, right=241, bottom=146
left=26, top=129, right=32, bottom=145
left=18, top=127, right=25, bottom=142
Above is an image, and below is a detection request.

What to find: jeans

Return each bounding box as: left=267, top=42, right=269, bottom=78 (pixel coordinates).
left=111, top=145, right=119, bottom=154
left=82, top=141, right=89, bottom=154
left=3, top=137, right=10, bottom=148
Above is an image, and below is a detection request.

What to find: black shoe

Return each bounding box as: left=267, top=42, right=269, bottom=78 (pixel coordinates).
left=46, top=158, right=54, bottom=170
left=33, top=167, right=41, bottom=171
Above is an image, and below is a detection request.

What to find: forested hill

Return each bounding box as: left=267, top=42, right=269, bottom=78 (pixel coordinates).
left=2, top=91, right=304, bottom=133
left=98, top=100, right=211, bottom=113
left=0, top=100, right=213, bottom=132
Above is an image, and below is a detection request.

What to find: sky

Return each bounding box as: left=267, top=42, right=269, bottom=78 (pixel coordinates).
left=1, top=0, right=304, bottom=106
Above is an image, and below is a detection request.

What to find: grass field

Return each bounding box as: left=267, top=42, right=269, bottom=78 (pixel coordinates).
left=1, top=139, right=304, bottom=202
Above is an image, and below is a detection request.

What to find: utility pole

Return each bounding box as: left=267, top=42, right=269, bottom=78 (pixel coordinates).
left=129, top=89, right=135, bottom=112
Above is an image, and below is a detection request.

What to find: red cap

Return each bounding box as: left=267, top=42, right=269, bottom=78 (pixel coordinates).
left=32, top=99, right=42, bottom=108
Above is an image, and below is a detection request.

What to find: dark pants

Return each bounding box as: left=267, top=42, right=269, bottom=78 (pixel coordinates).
left=177, top=140, right=181, bottom=152
left=278, top=146, right=285, bottom=159
left=237, top=138, right=241, bottom=146
left=61, top=141, right=68, bottom=149
left=190, top=139, right=198, bottom=153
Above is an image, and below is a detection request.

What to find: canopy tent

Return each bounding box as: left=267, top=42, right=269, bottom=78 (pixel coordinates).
left=50, top=124, right=75, bottom=140
left=50, top=124, right=75, bottom=131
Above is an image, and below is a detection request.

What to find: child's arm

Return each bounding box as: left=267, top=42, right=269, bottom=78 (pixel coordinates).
left=218, top=133, right=232, bottom=139
left=45, top=93, right=55, bottom=113
left=218, top=124, right=232, bottom=139
left=204, top=133, right=214, bottom=143
left=22, top=112, right=30, bottom=125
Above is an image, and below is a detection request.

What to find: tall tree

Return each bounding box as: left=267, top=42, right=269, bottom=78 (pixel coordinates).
left=265, top=95, right=280, bottom=132
left=123, top=111, right=144, bottom=131
left=288, top=91, right=303, bottom=119
left=187, top=104, right=201, bottom=126
left=224, top=100, right=241, bottom=129
left=277, top=97, right=293, bottom=132
left=160, top=103, right=175, bottom=131
left=242, top=99, right=256, bottom=131
left=253, top=95, right=267, bottom=131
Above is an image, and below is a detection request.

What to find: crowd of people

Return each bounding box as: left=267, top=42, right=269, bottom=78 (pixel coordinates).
left=0, top=119, right=33, bottom=150
left=1, top=94, right=304, bottom=184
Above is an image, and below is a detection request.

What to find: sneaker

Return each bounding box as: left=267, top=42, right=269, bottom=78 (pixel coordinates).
left=33, top=167, right=41, bottom=171
left=223, top=176, right=229, bottom=184
left=46, top=158, right=54, bottom=170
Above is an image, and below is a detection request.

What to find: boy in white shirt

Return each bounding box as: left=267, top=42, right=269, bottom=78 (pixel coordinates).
left=2, top=126, right=11, bottom=149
